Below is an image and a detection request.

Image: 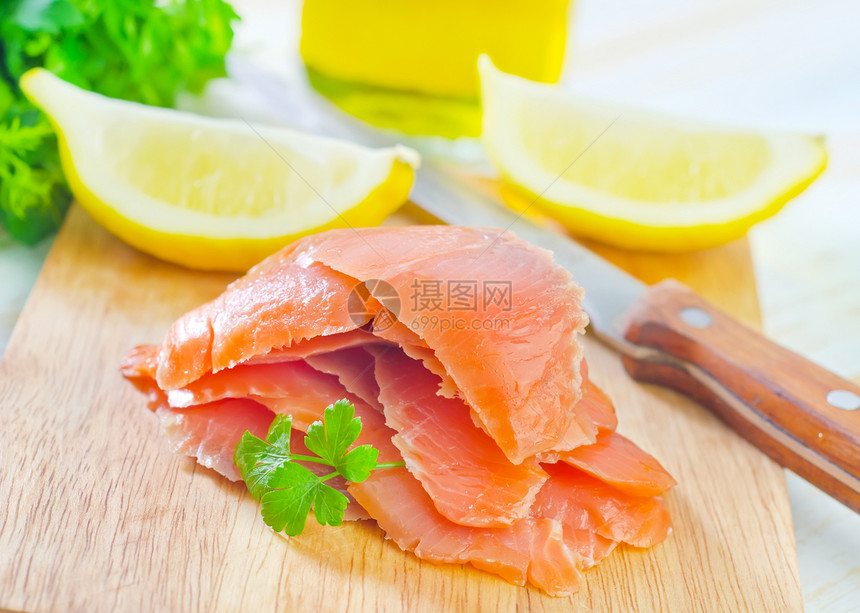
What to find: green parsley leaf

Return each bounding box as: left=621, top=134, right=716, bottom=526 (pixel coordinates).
left=266, top=413, right=293, bottom=453
left=233, top=414, right=294, bottom=501
left=304, top=399, right=363, bottom=466
left=338, top=445, right=380, bottom=483
left=261, top=463, right=350, bottom=536
left=261, top=463, right=320, bottom=536
left=310, top=483, right=350, bottom=528
left=234, top=432, right=287, bottom=501
left=234, top=398, right=404, bottom=537
left=234, top=431, right=270, bottom=475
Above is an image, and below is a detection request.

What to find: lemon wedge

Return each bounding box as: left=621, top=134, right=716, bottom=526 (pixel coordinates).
left=21, top=68, right=419, bottom=271
left=479, top=57, right=826, bottom=252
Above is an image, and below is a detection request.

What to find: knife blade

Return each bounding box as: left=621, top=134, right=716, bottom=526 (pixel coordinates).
left=232, top=60, right=860, bottom=513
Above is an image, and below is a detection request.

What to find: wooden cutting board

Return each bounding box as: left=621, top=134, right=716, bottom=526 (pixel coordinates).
left=0, top=205, right=802, bottom=611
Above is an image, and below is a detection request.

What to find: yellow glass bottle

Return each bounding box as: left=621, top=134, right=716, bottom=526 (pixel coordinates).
left=300, top=0, right=571, bottom=138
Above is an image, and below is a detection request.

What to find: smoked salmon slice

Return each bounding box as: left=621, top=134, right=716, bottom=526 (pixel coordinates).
left=559, top=431, right=677, bottom=497
left=350, top=467, right=536, bottom=589
left=121, top=344, right=166, bottom=410
left=243, top=329, right=377, bottom=366
left=121, top=225, right=676, bottom=597
left=155, top=398, right=274, bottom=481
left=537, top=463, right=672, bottom=548
left=305, top=346, right=385, bottom=411
left=578, top=360, right=618, bottom=432
left=373, top=346, right=548, bottom=527
left=155, top=259, right=369, bottom=390
left=305, top=227, right=591, bottom=463
left=528, top=519, right=583, bottom=597
left=164, top=359, right=340, bottom=409
left=349, top=463, right=670, bottom=598
left=150, top=227, right=590, bottom=461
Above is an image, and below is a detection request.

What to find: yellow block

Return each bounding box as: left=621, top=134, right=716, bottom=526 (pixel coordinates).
left=300, top=0, right=570, bottom=99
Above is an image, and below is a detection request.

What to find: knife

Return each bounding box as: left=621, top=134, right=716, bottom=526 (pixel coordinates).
left=231, top=60, right=860, bottom=513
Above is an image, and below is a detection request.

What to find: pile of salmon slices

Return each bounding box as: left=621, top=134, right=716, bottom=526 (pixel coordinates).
left=121, top=226, right=676, bottom=597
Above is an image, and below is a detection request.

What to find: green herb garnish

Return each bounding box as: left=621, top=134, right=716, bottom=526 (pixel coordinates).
left=235, top=399, right=404, bottom=537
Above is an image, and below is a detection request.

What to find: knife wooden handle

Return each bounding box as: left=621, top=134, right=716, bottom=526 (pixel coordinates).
left=620, top=279, right=860, bottom=513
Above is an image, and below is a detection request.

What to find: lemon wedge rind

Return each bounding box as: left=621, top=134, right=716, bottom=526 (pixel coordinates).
left=22, top=68, right=418, bottom=270
left=479, top=56, right=827, bottom=251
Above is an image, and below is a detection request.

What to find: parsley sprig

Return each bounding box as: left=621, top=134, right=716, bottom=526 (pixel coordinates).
left=235, top=399, right=404, bottom=536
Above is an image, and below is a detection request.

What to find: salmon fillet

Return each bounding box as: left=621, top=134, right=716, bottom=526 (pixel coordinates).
left=121, top=226, right=676, bottom=597
left=304, top=227, right=591, bottom=463
left=373, top=346, right=549, bottom=527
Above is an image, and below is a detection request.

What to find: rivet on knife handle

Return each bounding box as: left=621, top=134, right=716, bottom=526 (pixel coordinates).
left=619, top=279, right=860, bottom=513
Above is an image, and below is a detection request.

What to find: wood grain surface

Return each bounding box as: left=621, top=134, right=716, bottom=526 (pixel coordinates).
left=0, top=206, right=803, bottom=611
